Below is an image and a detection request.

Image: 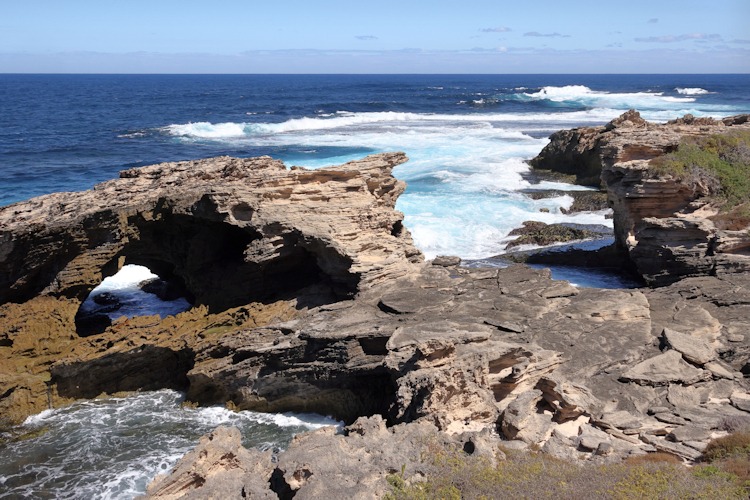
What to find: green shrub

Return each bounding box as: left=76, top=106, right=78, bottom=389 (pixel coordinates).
left=701, top=431, right=750, bottom=494
left=649, top=130, right=750, bottom=213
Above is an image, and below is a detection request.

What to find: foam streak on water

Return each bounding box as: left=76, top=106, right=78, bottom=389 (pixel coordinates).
left=0, top=390, right=340, bottom=499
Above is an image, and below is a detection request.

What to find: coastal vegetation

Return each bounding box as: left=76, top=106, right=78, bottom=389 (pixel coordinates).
left=649, top=130, right=750, bottom=228
left=385, top=434, right=750, bottom=500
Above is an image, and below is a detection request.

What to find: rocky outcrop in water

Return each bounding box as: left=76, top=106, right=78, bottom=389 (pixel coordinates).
left=0, top=153, right=420, bottom=309
left=531, top=111, right=750, bottom=285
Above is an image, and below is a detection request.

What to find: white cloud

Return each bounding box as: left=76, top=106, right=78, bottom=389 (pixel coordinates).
left=635, top=33, right=723, bottom=43
left=480, top=26, right=511, bottom=33
left=524, top=32, right=571, bottom=38
left=355, top=35, right=378, bottom=41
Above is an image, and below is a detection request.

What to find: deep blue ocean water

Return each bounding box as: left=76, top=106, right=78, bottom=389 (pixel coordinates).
left=2, top=74, right=749, bottom=260
left=1, top=74, right=749, bottom=498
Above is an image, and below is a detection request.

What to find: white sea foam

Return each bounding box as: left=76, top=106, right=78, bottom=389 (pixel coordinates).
left=3, top=390, right=341, bottom=499
left=160, top=111, right=622, bottom=260
left=675, top=87, right=711, bottom=95
left=517, top=85, right=697, bottom=109
left=158, top=94, right=730, bottom=261
left=166, top=121, right=248, bottom=138
left=162, top=110, right=625, bottom=141
left=79, top=264, right=191, bottom=321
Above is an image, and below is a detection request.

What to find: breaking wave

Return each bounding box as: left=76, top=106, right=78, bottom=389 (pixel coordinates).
left=675, top=87, right=712, bottom=95
left=509, top=85, right=698, bottom=109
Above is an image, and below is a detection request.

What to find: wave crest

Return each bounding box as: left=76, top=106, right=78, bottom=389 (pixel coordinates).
left=675, top=87, right=711, bottom=95
left=511, top=85, right=696, bottom=109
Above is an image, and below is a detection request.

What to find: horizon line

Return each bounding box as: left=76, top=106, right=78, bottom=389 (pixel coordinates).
left=1, top=72, right=749, bottom=76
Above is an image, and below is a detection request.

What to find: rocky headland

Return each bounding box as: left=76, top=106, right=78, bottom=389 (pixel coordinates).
left=1, top=116, right=749, bottom=498
left=531, top=110, right=750, bottom=286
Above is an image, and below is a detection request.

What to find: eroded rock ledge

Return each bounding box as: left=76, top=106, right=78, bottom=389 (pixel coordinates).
left=0, top=152, right=420, bottom=309
left=531, top=111, right=750, bottom=286
left=145, top=262, right=750, bottom=499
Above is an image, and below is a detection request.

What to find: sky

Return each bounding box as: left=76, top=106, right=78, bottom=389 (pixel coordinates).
left=1, top=0, right=748, bottom=73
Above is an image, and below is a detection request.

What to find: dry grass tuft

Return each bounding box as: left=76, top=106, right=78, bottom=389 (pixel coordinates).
left=623, top=452, right=683, bottom=465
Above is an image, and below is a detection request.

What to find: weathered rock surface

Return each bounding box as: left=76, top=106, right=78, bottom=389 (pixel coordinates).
left=144, top=425, right=276, bottom=499
left=2, top=151, right=750, bottom=498
left=662, top=327, right=717, bottom=365
left=0, top=154, right=421, bottom=425
left=0, top=153, right=421, bottom=309
left=531, top=111, right=750, bottom=285
left=145, top=416, right=505, bottom=500
left=619, top=350, right=711, bottom=386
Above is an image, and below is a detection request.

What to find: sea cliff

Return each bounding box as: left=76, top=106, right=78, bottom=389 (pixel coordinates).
left=532, top=110, right=750, bottom=286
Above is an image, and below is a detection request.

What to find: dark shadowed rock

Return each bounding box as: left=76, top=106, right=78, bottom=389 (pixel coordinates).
left=505, top=221, right=600, bottom=249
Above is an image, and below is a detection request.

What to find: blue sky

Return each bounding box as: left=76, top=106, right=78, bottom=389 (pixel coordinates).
left=1, top=0, right=748, bottom=73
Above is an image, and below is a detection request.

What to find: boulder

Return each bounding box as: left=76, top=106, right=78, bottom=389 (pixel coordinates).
left=661, top=328, right=716, bottom=365
left=144, top=426, right=275, bottom=499
left=619, top=350, right=711, bottom=386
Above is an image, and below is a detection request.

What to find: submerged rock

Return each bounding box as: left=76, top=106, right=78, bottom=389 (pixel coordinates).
left=505, top=221, right=601, bottom=249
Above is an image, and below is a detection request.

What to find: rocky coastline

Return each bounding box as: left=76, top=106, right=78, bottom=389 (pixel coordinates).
left=1, top=112, right=749, bottom=498
left=532, top=110, right=750, bottom=286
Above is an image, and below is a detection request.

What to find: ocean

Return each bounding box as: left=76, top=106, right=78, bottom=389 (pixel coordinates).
left=1, top=74, right=749, bottom=498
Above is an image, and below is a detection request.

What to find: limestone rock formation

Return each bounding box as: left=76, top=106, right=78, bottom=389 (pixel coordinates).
left=530, top=111, right=750, bottom=285
left=144, top=425, right=276, bottom=499
left=144, top=416, right=505, bottom=500
left=0, top=153, right=421, bottom=309
left=0, top=153, right=421, bottom=425
left=2, top=150, right=750, bottom=497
